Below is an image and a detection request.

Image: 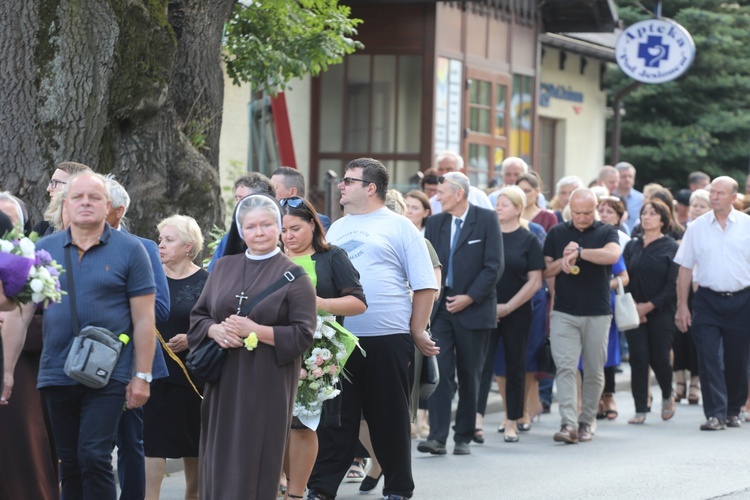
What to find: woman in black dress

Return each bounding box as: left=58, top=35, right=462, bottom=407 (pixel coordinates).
left=144, top=215, right=207, bottom=499
left=623, top=199, right=679, bottom=424
left=280, top=196, right=366, bottom=500
left=476, top=185, right=544, bottom=443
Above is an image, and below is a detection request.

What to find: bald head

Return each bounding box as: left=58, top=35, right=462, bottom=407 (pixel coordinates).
left=709, top=176, right=738, bottom=215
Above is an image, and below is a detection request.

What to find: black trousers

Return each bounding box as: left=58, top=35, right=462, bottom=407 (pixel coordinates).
left=477, top=302, right=532, bottom=420
left=625, top=309, right=675, bottom=413
left=691, top=287, right=750, bottom=421
left=428, top=305, right=490, bottom=444
left=309, top=334, right=415, bottom=498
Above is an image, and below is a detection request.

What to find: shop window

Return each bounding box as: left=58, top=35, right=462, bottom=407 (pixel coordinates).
left=510, top=74, right=534, bottom=162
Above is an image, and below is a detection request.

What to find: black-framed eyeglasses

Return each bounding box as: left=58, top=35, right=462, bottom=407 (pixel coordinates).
left=340, top=177, right=371, bottom=186
left=48, top=179, right=67, bottom=189
left=280, top=197, right=304, bottom=208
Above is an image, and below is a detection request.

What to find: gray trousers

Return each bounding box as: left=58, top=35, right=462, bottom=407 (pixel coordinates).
left=550, top=311, right=611, bottom=428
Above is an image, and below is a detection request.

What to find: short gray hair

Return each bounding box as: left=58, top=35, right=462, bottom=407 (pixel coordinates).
left=435, top=151, right=464, bottom=171
left=689, top=188, right=710, bottom=205
left=614, top=161, right=635, bottom=175
left=441, top=172, right=470, bottom=198
left=103, top=175, right=131, bottom=214
left=63, top=172, right=111, bottom=201
left=555, top=176, right=584, bottom=196
left=501, top=157, right=529, bottom=176
left=157, top=215, right=205, bottom=260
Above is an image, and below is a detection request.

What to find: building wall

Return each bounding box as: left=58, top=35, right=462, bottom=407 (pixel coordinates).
left=218, top=64, right=252, bottom=198
left=538, top=47, right=608, bottom=186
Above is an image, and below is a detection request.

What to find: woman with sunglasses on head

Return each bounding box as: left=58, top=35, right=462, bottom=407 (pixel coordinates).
left=280, top=196, right=367, bottom=500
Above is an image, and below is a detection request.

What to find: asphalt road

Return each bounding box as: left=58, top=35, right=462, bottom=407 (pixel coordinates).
left=155, top=391, right=750, bottom=500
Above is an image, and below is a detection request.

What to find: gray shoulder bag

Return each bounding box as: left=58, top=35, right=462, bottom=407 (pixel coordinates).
left=63, top=246, right=129, bottom=388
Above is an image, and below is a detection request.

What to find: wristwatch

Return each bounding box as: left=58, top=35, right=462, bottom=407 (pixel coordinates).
left=135, top=372, right=153, bottom=383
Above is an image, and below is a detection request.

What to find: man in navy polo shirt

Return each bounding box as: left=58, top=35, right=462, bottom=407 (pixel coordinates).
left=34, top=172, right=156, bottom=499
left=543, top=188, right=620, bottom=444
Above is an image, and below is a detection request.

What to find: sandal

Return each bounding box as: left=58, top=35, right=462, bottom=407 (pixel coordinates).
left=662, top=395, right=676, bottom=421
left=345, top=458, right=367, bottom=483
left=596, top=397, right=607, bottom=420
left=628, top=413, right=647, bottom=425
left=472, top=428, right=485, bottom=444
left=602, top=393, right=618, bottom=420
left=674, top=381, right=686, bottom=403
left=688, top=378, right=700, bottom=405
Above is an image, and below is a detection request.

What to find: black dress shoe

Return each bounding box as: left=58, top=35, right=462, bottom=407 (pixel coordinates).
left=700, top=417, right=726, bottom=431
left=726, top=415, right=742, bottom=428
left=417, top=439, right=447, bottom=455
left=453, top=442, right=471, bottom=455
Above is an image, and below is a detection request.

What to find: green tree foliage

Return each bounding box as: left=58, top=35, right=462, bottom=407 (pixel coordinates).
left=609, top=1, right=750, bottom=189
left=223, top=0, right=364, bottom=94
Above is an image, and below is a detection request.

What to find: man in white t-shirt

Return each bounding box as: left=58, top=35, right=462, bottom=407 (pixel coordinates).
left=308, top=158, right=438, bottom=500
left=430, top=151, right=493, bottom=214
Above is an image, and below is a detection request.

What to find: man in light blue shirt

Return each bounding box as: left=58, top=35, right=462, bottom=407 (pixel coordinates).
left=615, top=162, right=643, bottom=230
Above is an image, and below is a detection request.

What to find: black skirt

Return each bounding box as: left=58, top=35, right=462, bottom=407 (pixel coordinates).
left=143, top=380, right=202, bottom=458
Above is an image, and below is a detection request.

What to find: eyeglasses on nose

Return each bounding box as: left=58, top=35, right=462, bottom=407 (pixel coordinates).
left=280, top=197, right=304, bottom=208
left=339, top=177, right=372, bottom=186
left=48, top=179, right=67, bottom=189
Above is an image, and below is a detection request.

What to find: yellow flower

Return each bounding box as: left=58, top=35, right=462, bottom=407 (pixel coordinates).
left=244, top=332, right=259, bottom=351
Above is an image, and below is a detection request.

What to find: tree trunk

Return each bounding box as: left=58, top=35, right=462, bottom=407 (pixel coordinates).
left=0, top=0, right=235, bottom=240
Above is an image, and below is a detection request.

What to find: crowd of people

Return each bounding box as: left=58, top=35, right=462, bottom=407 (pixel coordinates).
left=1, top=154, right=750, bottom=499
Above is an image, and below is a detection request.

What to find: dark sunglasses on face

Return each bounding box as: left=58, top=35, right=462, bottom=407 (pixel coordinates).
left=280, top=197, right=305, bottom=208
left=340, top=177, right=371, bottom=186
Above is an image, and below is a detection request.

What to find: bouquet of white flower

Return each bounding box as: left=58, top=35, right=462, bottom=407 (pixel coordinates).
left=0, top=225, right=65, bottom=308
left=293, top=314, right=362, bottom=430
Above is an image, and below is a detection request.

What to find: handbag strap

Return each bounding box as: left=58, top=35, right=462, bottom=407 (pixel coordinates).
left=64, top=246, right=79, bottom=334
left=238, top=266, right=305, bottom=317
left=155, top=329, right=203, bottom=399
left=616, top=276, right=625, bottom=295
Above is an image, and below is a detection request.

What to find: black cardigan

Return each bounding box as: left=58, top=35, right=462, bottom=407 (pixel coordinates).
left=623, top=235, right=679, bottom=313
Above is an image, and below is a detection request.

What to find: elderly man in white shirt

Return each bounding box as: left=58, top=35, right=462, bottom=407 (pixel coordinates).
left=674, top=176, right=750, bottom=431
left=429, top=151, right=494, bottom=214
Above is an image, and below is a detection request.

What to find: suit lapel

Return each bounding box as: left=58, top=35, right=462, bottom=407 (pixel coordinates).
left=455, top=205, right=476, bottom=250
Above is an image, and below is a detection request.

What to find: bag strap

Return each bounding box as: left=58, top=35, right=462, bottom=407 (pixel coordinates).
left=616, top=276, right=625, bottom=295
left=155, top=329, right=203, bottom=399
left=64, top=246, right=79, bottom=334
left=239, top=266, right=305, bottom=317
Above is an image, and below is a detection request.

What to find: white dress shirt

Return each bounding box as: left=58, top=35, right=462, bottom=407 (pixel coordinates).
left=674, top=209, right=750, bottom=292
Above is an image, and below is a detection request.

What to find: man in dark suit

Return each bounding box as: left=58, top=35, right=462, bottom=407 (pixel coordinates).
left=420, top=171, right=503, bottom=455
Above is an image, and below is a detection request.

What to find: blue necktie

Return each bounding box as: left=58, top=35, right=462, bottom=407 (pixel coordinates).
left=446, top=218, right=462, bottom=289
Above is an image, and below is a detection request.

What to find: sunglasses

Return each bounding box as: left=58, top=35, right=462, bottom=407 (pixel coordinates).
left=280, top=197, right=305, bottom=208
left=438, top=175, right=462, bottom=189
left=340, top=177, right=371, bottom=186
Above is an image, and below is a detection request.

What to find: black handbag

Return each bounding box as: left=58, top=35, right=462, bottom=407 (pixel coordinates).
left=186, top=267, right=304, bottom=383
left=418, top=328, right=440, bottom=399
left=539, top=337, right=556, bottom=377
left=419, top=354, right=440, bottom=400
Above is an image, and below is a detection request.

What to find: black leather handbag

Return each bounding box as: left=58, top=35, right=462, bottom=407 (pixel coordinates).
left=539, top=337, right=556, bottom=377
left=419, top=354, right=440, bottom=400
left=186, top=267, right=304, bottom=383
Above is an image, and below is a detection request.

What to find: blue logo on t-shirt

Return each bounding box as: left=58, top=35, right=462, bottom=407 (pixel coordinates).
left=340, top=240, right=365, bottom=255
left=638, top=35, right=669, bottom=67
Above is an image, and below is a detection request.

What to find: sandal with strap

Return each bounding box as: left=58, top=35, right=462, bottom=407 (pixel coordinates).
left=345, top=458, right=367, bottom=483
left=688, top=379, right=701, bottom=405
left=674, top=381, right=686, bottom=402
left=628, top=413, right=647, bottom=425
left=601, top=393, right=618, bottom=420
